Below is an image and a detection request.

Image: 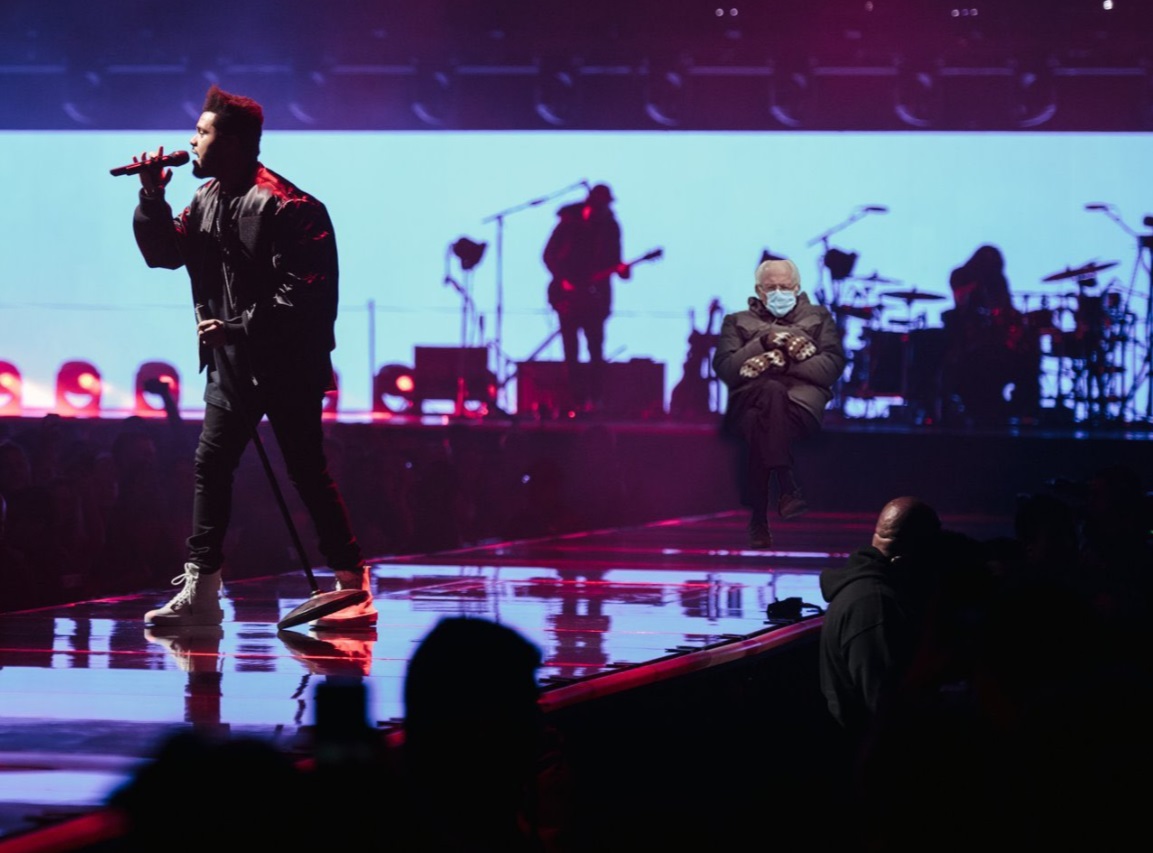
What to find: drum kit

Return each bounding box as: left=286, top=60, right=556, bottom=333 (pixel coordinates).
left=1030, top=260, right=1135, bottom=421
left=836, top=258, right=1135, bottom=424
left=836, top=275, right=948, bottom=414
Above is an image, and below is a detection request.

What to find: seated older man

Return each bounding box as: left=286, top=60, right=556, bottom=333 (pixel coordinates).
left=713, top=258, right=845, bottom=548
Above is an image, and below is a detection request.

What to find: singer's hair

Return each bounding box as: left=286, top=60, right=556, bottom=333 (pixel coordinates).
left=202, top=84, right=263, bottom=161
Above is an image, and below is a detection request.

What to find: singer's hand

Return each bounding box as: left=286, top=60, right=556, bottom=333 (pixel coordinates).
left=136, top=146, right=173, bottom=195
left=197, top=318, right=227, bottom=349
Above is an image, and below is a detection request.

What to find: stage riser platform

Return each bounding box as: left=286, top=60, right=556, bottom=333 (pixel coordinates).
left=0, top=416, right=1145, bottom=595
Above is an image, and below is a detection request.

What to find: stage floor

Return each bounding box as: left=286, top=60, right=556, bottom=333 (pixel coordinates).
left=0, top=506, right=1014, bottom=842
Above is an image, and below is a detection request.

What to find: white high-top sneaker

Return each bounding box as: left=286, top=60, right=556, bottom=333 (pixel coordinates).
left=311, top=566, right=378, bottom=632
left=145, top=563, right=225, bottom=627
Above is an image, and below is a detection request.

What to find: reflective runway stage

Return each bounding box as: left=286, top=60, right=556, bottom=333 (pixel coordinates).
left=0, top=507, right=1013, bottom=844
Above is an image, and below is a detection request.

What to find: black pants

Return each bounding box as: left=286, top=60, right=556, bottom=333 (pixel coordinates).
left=187, top=395, right=362, bottom=574
left=725, top=378, right=816, bottom=516
left=558, top=310, right=606, bottom=407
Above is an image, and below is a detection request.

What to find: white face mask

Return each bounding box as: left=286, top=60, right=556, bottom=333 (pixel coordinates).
left=765, top=290, right=798, bottom=317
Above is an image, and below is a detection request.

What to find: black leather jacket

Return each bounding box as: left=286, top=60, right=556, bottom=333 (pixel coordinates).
left=133, top=164, right=339, bottom=407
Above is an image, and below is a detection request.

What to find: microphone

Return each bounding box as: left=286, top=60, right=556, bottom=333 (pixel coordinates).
left=1084, top=203, right=1110, bottom=211
left=110, top=150, right=190, bottom=177
left=863, top=205, right=889, bottom=213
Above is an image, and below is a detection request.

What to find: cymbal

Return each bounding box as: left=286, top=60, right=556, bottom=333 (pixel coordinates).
left=837, top=305, right=879, bottom=320
left=851, top=272, right=901, bottom=285
left=880, top=289, right=947, bottom=303
left=1042, top=261, right=1118, bottom=282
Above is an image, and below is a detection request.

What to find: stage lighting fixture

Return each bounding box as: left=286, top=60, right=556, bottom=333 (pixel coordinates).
left=373, top=363, right=417, bottom=414
left=0, top=361, right=21, bottom=416
left=323, top=370, right=340, bottom=419
left=534, top=62, right=579, bottom=127
left=824, top=248, right=859, bottom=281
left=452, top=237, right=487, bottom=271
left=894, top=68, right=940, bottom=128
left=770, top=69, right=813, bottom=128
left=56, top=360, right=102, bottom=417
left=134, top=361, right=180, bottom=418
left=410, top=65, right=454, bottom=128
left=643, top=63, right=687, bottom=128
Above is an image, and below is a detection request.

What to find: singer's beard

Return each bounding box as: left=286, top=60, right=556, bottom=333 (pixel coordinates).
left=192, top=160, right=207, bottom=179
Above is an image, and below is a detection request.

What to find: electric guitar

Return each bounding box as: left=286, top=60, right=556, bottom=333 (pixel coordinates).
left=548, top=248, right=664, bottom=317
left=670, top=298, right=723, bottom=419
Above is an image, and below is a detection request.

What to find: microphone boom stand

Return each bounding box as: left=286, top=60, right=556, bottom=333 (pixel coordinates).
left=481, top=179, right=587, bottom=411
left=805, top=206, right=886, bottom=414
left=444, top=244, right=483, bottom=417
left=193, top=303, right=368, bottom=631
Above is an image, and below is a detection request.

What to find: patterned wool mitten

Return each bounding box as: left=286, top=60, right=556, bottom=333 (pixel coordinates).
left=785, top=333, right=817, bottom=361
left=739, top=348, right=787, bottom=378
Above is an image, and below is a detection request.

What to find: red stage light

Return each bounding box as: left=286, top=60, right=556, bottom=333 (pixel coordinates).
left=373, top=364, right=416, bottom=413
left=134, top=361, right=180, bottom=418
left=0, top=361, right=21, bottom=416
left=323, top=370, right=340, bottom=419
left=56, top=360, right=102, bottom=417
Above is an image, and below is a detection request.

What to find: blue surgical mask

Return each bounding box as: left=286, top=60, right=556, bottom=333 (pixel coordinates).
left=765, top=290, right=797, bottom=317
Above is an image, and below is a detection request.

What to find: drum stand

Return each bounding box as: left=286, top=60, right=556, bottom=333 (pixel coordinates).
left=1083, top=205, right=1153, bottom=423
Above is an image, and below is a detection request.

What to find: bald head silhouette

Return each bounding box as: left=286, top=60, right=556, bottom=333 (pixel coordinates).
left=871, top=496, right=942, bottom=561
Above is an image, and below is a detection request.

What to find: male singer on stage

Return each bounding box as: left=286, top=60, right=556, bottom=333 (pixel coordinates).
left=127, top=84, right=375, bottom=631
left=714, top=258, right=845, bottom=549
left=543, top=183, right=630, bottom=414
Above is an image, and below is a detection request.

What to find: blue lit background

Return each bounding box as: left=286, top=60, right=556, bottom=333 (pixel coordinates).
left=2, top=130, right=1149, bottom=416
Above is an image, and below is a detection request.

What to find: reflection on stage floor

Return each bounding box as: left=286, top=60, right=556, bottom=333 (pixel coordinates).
left=0, top=507, right=1012, bottom=841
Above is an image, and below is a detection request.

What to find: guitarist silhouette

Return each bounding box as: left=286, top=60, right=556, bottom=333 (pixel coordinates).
left=543, top=183, right=630, bottom=413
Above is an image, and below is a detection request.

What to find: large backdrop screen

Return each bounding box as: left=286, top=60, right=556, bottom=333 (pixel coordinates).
left=2, top=130, right=1149, bottom=418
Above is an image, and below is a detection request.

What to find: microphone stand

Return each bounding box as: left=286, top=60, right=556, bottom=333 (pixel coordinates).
left=805, top=207, right=879, bottom=309
left=443, top=243, right=483, bottom=417
left=806, top=206, right=884, bottom=414
left=193, top=302, right=367, bottom=630
left=481, top=179, right=587, bottom=411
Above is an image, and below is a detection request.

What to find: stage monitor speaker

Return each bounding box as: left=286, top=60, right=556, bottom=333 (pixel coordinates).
left=413, top=346, right=492, bottom=404
left=516, top=359, right=665, bottom=419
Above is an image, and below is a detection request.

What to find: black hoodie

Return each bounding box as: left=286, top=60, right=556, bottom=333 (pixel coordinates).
left=819, top=545, right=928, bottom=739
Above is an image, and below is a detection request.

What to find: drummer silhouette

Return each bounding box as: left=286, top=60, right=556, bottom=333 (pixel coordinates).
left=941, top=245, right=1039, bottom=424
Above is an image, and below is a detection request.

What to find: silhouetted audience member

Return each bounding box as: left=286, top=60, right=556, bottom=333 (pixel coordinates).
left=1007, top=491, right=1082, bottom=592
left=0, top=440, right=38, bottom=609
left=853, top=570, right=1152, bottom=853
left=1077, top=463, right=1153, bottom=626
left=107, top=730, right=310, bottom=853
left=398, top=616, right=547, bottom=852
left=0, top=438, right=33, bottom=501
left=0, top=492, right=37, bottom=610
left=2, top=475, right=81, bottom=607
left=101, top=422, right=183, bottom=591
left=819, top=496, right=943, bottom=745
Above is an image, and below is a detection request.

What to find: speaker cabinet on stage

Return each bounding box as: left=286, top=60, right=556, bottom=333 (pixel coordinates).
left=515, top=359, right=665, bottom=419
left=413, top=346, right=492, bottom=406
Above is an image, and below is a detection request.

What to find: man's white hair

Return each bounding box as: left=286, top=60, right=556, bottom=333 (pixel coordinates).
left=755, top=258, right=802, bottom=289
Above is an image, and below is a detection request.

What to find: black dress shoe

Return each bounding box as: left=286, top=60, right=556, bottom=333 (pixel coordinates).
left=778, top=490, right=810, bottom=519
left=748, top=520, right=774, bottom=549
